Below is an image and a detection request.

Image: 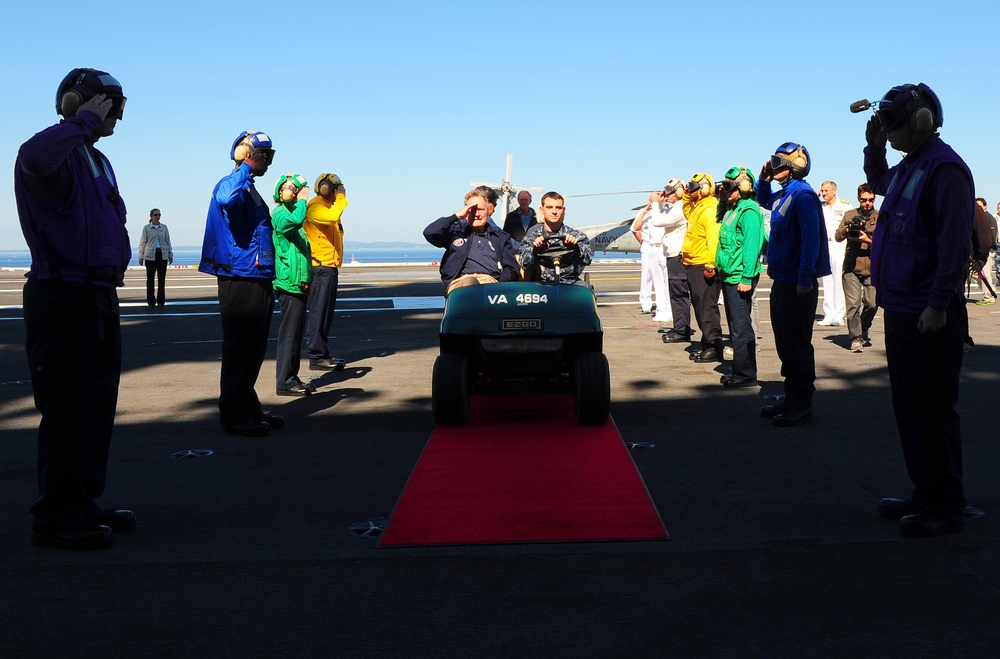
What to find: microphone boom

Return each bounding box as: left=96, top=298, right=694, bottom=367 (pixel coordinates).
left=850, top=99, right=872, bottom=113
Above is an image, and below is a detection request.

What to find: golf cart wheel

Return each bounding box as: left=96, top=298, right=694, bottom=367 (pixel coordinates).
left=574, top=352, right=610, bottom=425
left=432, top=353, right=471, bottom=426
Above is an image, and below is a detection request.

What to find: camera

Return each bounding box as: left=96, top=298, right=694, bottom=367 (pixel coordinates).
left=847, top=215, right=866, bottom=239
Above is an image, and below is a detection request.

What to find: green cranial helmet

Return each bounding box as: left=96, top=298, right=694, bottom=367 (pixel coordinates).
left=721, top=166, right=756, bottom=196
left=273, top=173, right=309, bottom=203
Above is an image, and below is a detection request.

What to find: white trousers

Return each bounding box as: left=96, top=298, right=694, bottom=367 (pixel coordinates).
left=639, top=244, right=671, bottom=320
left=821, top=240, right=846, bottom=321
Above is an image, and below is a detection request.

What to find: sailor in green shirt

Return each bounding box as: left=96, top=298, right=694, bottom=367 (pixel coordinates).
left=715, top=166, right=765, bottom=388
left=272, top=173, right=315, bottom=397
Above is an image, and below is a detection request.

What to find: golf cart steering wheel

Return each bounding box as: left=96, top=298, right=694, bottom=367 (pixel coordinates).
left=535, top=233, right=581, bottom=271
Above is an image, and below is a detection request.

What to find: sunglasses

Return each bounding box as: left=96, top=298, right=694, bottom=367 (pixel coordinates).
left=859, top=197, right=875, bottom=203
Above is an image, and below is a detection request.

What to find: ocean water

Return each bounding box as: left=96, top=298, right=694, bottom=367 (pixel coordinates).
left=0, top=247, right=445, bottom=268
left=0, top=246, right=636, bottom=269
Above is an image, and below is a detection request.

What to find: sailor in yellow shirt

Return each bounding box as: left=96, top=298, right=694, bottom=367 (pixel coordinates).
left=304, top=173, right=348, bottom=371
left=680, top=173, right=723, bottom=363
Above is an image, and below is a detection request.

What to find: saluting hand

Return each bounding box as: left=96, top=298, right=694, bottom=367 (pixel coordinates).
left=78, top=93, right=113, bottom=121
left=865, top=116, right=887, bottom=148
left=456, top=202, right=477, bottom=221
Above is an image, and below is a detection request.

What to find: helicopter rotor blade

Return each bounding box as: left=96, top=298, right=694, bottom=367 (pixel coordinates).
left=566, top=190, right=650, bottom=198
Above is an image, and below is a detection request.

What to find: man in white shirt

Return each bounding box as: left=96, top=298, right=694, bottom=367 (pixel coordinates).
left=631, top=191, right=671, bottom=321
left=818, top=181, right=853, bottom=325
left=653, top=179, right=692, bottom=341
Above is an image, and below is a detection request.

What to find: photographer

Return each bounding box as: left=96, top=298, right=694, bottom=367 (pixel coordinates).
left=834, top=184, right=879, bottom=352
left=973, top=197, right=997, bottom=306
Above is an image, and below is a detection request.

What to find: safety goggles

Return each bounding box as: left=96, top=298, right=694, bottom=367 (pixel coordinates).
left=873, top=89, right=912, bottom=131
left=106, top=94, right=127, bottom=120
left=769, top=143, right=801, bottom=171
left=719, top=180, right=741, bottom=195
left=687, top=178, right=707, bottom=194
left=769, top=154, right=792, bottom=171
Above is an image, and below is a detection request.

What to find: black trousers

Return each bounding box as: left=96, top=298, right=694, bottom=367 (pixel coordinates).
left=145, top=249, right=167, bottom=306
left=275, top=289, right=307, bottom=389
left=883, top=296, right=965, bottom=522
left=666, top=256, right=691, bottom=334
left=217, top=278, right=275, bottom=427
left=769, top=280, right=819, bottom=409
left=24, top=279, right=121, bottom=526
left=721, top=277, right=758, bottom=379
left=307, top=265, right=339, bottom=362
left=686, top=264, right=722, bottom=348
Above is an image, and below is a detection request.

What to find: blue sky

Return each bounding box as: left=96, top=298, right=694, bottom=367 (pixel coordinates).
left=3, top=1, right=999, bottom=250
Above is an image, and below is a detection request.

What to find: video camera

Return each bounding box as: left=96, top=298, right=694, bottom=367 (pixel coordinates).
left=846, top=215, right=867, bottom=239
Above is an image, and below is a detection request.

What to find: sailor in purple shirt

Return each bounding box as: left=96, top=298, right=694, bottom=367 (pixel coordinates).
left=14, top=68, right=135, bottom=550
left=864, top=82, right=978, bottom=537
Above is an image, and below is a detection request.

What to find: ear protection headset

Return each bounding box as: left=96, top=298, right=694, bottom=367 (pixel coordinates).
left=56, top=68, right=126, bottom=119
left=231, top=131, right=274, bottom=162
left=315, top=173, right=343, bottom=196
left=875, top=83, right=943, bottom=135
left=273, top=173, right=309, bottom=203
left=689, top=173, right=713, bottom=196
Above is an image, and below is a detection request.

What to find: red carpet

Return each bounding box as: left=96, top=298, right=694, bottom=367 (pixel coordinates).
left=378, top=395, right=668, bottom=546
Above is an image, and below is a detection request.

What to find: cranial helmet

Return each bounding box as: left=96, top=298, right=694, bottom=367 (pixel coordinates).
left=874, top=82, right=943, bottom=134
left=273, top=173, right=309, bottom=203
left=664, top=178, right=685, bottom=196
left=56, top=68, right=126, bottom=119
left=770, top=142, right=810, bottom=178
left=314, top=173, right=343, bottom=196
left=722, top=166, right=757, bottom=196
left=231, top=131, right=275, bottom=163
left=687, top=173, right=714, bottom=196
